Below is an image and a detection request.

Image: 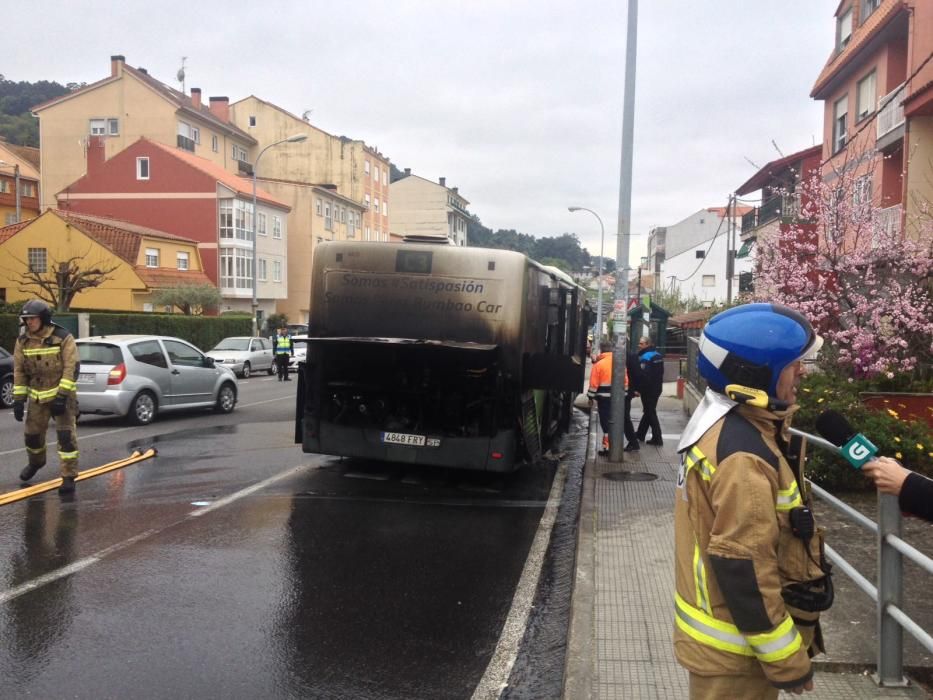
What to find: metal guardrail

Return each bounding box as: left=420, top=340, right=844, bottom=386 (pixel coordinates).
left=790, top=427, right=933, bottom=687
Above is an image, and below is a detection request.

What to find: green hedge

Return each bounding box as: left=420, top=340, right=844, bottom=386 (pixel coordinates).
left=0, top=313, right=252, bottom=353
left=793, top=372, right=933, bottom=491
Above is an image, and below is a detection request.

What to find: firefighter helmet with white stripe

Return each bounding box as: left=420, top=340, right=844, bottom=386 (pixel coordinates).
left=698, top=303, right=821, bottom=399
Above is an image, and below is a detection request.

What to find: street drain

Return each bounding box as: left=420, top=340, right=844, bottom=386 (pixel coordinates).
left=602, top=471, right=658, bottom=482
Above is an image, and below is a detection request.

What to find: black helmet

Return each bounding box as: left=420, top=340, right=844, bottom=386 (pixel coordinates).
left=20, top=299, right=53, bottom=327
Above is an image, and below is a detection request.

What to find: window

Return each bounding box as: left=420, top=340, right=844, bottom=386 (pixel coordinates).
left=272, top=216, right=282, bottom=239
left=136, top=157, right=150, bottom=180
left=375, top=166, right=380, bottom=182
left=862, top=0, right=880, bottom=21
left=177, top=121, right=196, bottom=151
left=143, top=303, right=153, bottom=312
left=341, top=207, right=346, bottom=223
left=129, top=340, right=168, bottom=368
left=702, top=274, right=716, bottom=287
left=233, top=200, right=253, bottom=240
left=249, top=116, right=257, bottom=127
left=853, top=174, right=872, bottom=210
left=273, top=260, right=282, bottom=282
left=383, top=170, right=388, bottom=187
left=176, top=251, right=189, bottom=270
left=28, top=247, right=47, bottom=273
left=364, top=193, right=371, bottom=208
left=220, top=248, right=253, bottom=289
left=833, top=96, right=848, bottom=154
left=192, top=126, right=200, bottom=145
left=163, top=339, right=204, bottom=367
left=364, top=160, right=371, bottom=176
left=382, top=201, right=387, bottom=216
left=837, top=8, right=853, bottom=51
left=108, top=118, right=119, bottom=135
left=365, top=226, right=371, bottom=241
left=695, top=250, right=705, bottom=259
left=89, top=119, right=106, bottom=135
left=856, top=71, right=876, bottom=121
left=212, top=135, right=219, bottom=153
left=316, top=198, right=323, bottom=216
left=232, top=144, right=248, bottom=162
left=374, top=197, right=380, bottom=213
left=258, top=258, right=267, bottom=281
left=145, top=248, right=160, bottom=267
left=324, top=204, right=333, bottom=231
left=219, top=200, right=233, bottom=239
left=257, top=211, right=267, bottom=236
left=21, top=182, right=35, bottom=197
left=0, top=180, right=9, bottom=193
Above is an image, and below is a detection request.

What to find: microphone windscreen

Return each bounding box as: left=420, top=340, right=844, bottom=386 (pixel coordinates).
left=815, top=409, right=855, bottom=447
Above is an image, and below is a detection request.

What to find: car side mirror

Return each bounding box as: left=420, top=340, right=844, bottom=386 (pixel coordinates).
left=204, top=356, right=216, bottom=368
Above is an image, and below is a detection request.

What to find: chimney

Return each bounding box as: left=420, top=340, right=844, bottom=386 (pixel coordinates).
left=439, top=177, right=446, bottom=187
left=404, top=168, right=411, bottom=176
left=191, top=88, right=202, bottom=109
left=138, top=67, right=148, bottom=75
left=452, top=187, right=459, bottom=195
left=87, top=135, right=106, bottom=176
left=209, top=96, right=230, bottom=123
left=110, top=55, right=125, bottom=77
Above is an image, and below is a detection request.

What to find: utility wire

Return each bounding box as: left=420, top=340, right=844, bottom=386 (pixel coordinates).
left=668, top=199, right=731, bottom=283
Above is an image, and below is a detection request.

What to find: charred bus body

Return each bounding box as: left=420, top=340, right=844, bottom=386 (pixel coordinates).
left=295, top=240, right=590, bottom=472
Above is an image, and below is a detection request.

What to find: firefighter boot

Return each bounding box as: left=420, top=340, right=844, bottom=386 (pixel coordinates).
left=58, top=477, right=76, bottom=495
left=20, top=463, right=44, bottom=482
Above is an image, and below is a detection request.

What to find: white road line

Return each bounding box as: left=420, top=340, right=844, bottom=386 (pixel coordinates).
left=470, top=460, right=568, bottom=700
left=0, top=464, right=313, bottom=604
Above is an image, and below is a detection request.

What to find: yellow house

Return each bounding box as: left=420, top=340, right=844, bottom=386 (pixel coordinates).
left=0, top=209, right=212, bottom=311
left=33, top=55, right=256, bottom=211
left=0, top=139, right=41, bottom=225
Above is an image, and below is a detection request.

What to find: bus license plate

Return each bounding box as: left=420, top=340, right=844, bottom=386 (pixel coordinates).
left=382, top=432, right=440, bottom=448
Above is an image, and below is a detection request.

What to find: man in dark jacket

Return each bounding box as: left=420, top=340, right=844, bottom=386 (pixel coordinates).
left=635, top=335, right=664, bottom=446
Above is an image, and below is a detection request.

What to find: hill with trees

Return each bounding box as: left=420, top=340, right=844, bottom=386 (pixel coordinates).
left=0, top=75, right=79, bottom=147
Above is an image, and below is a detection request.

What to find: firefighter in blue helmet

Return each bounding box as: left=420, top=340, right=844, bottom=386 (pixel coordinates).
left=673, top=303, right=829, bottom=698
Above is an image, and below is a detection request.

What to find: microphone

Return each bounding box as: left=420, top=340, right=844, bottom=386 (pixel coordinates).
left=815, top=410, right=878, bottom=469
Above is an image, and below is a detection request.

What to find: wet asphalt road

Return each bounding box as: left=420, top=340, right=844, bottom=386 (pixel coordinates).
left=0, top=376, right=584, bottom=699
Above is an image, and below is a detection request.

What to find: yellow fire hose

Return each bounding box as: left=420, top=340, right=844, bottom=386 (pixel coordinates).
left=0, top=448, right=158, bottom=507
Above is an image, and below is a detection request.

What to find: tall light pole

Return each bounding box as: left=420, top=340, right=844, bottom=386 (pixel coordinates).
left=251, top=133, right=307, bottom=336
left=568, top=206, right=605, bottom=346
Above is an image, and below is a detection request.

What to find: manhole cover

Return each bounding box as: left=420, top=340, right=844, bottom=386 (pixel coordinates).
left=603, top=471, right=658, bottom=482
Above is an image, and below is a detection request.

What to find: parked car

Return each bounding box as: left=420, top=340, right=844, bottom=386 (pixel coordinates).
left=75, top=335, right=238, bottom=425
left=287, top=339, right=308, bottom=374
left=0, top=347, right=13, bottom=409
left=286, top=323, right=309, bottom=336
left=206, top=336, right=274, bottom=378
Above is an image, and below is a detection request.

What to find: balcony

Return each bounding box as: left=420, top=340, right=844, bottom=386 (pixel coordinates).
left=176, top=134, right=196, bottom=152
left=877, top=83, right=905, bottom=141
left=741, top=193, right=801, bottom=234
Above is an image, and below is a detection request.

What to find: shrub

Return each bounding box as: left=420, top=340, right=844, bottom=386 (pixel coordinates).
left=793, top=371, right=933, bottom=491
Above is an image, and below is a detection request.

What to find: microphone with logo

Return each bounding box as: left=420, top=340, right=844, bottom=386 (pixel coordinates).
left=814, top=409, right=879, bottom=469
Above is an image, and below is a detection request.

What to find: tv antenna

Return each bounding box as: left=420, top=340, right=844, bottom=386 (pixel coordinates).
left=177, top=56, right=187, bottom=93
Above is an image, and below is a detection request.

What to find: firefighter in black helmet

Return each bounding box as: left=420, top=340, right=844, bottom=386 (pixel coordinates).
left=12, top=299, right=81, bottom=495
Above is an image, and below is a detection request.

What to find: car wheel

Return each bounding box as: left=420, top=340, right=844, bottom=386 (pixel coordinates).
left=128, top=391, right=157, bottom=425
left=214, top=382, right=237, bottom=414
left=1, top=375, right=13, bottom=409
left=241, top=362, right=251, bottom=379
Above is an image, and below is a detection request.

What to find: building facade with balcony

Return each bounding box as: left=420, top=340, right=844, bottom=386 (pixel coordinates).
left=54, top=137, right=289, bottom=322
left=229, top=96, right=391, bottom=243
left=33, top=55, right=256, bottom=211
left=388, top=172, right=470, bottom=245
left=811, top=0, right=933, bottom=242
left=0, top=139, right=40, bottom=225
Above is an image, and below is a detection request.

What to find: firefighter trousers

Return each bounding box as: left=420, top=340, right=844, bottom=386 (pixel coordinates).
left=24, top=397, right=79, bottom=478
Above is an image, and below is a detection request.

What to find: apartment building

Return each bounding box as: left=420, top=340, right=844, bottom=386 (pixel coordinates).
left=33, top=55, right=256, bottom=210
left=0, top=139, right=40, bottom=224
left=55, top=137, right=289, bottom=323
left=810, top=0, right=933, bottom=240
left=388, top=171, right=470, bottom=246
left=229, top=96, right=391, bottom=241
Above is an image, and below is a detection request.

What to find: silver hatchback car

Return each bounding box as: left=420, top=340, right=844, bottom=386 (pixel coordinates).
left=75, top=335, right=238, bottom=425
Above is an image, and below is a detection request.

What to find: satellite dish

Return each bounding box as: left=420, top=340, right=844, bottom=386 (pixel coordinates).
left=177, top=68, right=186, bottom=83
left=301, top=110, right=312, bottom=122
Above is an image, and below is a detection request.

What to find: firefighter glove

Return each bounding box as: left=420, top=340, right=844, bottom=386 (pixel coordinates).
left=51, top=395, right=67, bottom=417
left=13, top=400, right=25, bottom=422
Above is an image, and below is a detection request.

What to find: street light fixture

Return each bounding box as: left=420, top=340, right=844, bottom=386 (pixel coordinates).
left=568, top=206, right=605, bottom=345
left=251, top=133, right=308, bottom=336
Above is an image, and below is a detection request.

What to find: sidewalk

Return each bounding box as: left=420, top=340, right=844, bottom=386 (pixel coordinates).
left=564, top=382, right=930, bottom=699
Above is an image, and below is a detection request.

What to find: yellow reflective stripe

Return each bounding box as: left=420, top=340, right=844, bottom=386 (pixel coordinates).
left=29, top=387, right=59, bottom=401
left=26, top=446, right=45, bottom=454
left=13, top=385, right=28, bottom=397
left=22, top=347, right=62, bottom=356
left=776, top=482, right=803, bottom=512
left=675, top=593, right=754, bottom=656
left=746, top=615, right=803, bottom=663
left=684, top=446, right=715, bottom=481
left=675, top=593, right=803, bottom=662
left=57, top=450, right=79, bottom=460
left=58, top=379, right=77, bottom=393
left=693, top=540, right=711, bottom=614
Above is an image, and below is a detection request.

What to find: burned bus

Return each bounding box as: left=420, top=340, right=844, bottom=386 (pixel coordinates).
left=295, top=239, right=591, bottom=472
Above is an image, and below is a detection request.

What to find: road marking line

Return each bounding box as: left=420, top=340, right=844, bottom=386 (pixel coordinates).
left=0, top=464, right=314, bottom=604
left=470, top=460, right=568, bottom=700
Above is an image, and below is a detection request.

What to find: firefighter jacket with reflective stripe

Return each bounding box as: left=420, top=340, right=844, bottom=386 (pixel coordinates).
left=13, top=324, right=78, bottom=403
left=673, top=401, right=827, bottom=689
left=587, top=352, right=628, bottom=401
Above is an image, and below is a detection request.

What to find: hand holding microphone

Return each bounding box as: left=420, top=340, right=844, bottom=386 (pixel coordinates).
left=814, top=409, right=878, bottom=469
left=861, top=457, right=911, bottom=496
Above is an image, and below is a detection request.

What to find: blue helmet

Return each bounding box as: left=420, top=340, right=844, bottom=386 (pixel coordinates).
left=698, top=303, right=821, bottom=398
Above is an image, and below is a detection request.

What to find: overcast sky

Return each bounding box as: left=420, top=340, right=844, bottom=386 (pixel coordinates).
left=6, top=0, right=836, bottom=261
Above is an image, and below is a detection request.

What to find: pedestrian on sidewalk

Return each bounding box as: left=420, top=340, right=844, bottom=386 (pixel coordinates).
left=635, top=334, right=664, bottom=446
left=274, top=326, right=294, bottom=381
left=673, top=303, right=830, bottom=698
left=587, top=340, right=637, bottom=454
left=623, top=346, right=643, bottom=452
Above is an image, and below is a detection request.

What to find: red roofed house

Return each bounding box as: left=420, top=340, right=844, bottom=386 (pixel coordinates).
left=56, top=136, right=290, bottom=323
left=810, top=0, right=933, bottom=242
left=0, top=209, right=212, bottom=311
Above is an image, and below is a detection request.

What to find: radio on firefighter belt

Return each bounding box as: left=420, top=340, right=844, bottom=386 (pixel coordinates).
left=783, top=505, right=834, bottom=612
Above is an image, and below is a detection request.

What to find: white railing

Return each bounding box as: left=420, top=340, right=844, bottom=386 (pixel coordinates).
left=877, top=83, right=906, bottom=139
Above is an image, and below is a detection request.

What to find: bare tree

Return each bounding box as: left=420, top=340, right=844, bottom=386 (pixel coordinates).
left=12, top=251, right=118, bottom=311
left=151, top=284, right=222, bottom=315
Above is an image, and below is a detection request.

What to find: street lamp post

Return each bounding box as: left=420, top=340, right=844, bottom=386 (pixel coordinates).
left=251, top=133, right=307, bottom=336
left=568, top=206, right=605, bottom=346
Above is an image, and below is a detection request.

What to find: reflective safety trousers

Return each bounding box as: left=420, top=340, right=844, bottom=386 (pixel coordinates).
left=673, top=403, right=827, bottom=690
left=12, top=325, right=78, bottom=404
